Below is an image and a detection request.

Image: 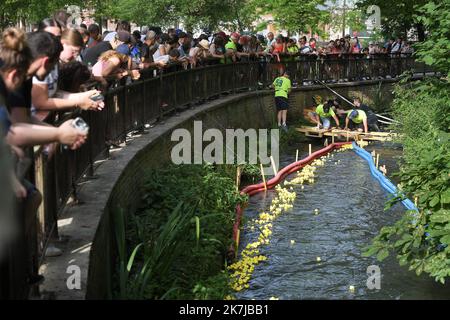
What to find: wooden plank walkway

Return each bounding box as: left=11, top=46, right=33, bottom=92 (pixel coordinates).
left=296, top=126, right=397, bottom=142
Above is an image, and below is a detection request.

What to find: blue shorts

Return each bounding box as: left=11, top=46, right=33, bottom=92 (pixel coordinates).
left=309, top=112, right=331, bottom=129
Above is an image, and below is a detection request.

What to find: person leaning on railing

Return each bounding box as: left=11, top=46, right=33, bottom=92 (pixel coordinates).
left=209, top=34, right=227, bottom=64
left=189, top=40, right=213, bottom=68
left=1, top=28, right=88, bottom=280
left=141, top=30, right=167, bottom=70
left=91, top=50, right=130, bottom=88
left=31, top=22, right=104, bottom=121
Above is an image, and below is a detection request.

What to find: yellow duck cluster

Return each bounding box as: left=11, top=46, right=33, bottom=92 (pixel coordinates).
left=336, top=143, right=354, bottom=152
left=286, top=157, right=326, bottom=186
left=228, top=185, right=296, bottom=292
left=227, top=145, right=353, bottom=296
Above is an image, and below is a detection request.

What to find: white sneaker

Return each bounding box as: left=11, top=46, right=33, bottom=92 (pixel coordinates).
left=45, top=244, right=63, bottom=257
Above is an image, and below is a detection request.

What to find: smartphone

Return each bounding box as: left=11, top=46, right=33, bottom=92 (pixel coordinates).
left=72, top=117, right=89, bottom=133
left=90, top=93, right=104, bottom=102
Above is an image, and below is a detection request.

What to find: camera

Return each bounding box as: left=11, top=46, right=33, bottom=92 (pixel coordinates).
left=90, top=93, right=104, bottom=102
left=71, top=117, right=89, bottom=133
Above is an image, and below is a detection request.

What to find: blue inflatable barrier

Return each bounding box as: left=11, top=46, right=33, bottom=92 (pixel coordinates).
left=352, top=142, right=419, bottom=212
left=352, top=143, right=449, bottom=250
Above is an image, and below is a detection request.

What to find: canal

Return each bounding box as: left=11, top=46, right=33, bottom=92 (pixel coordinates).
left=235, top=142, right=450, bottom=300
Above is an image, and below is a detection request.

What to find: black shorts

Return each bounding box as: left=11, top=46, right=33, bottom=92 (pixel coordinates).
left=275, top=96, right=289, bottom=111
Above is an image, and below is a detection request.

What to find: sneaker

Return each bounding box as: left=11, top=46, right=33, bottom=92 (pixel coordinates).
left=281, top=124, right=288, bottom=132
left=45, top=244, right=63, bottom=257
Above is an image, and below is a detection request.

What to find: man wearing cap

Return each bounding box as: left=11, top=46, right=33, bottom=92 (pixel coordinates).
left=116, top=31, right=134, bottom=56
left=177, top=32, right=190, bottom=58
left=272, top=71, right=292, bottom=131
left=309, top=100, right=340, bottom=130
left=141, top=30, right=167, bottom=68
left=345, top=109, right=368, bottom=133
left=353, top=97, right=379, bottom=131
left=225, top=33, right=240, bottom=62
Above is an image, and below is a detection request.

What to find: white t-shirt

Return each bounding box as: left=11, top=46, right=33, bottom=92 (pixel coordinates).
left=152, top=44, right=166, bottom=61
left=103, top=31, right=117, bottom=42
left=32, top=65, right=59, bottom=98
left=154, top=55, right=170, bottom=64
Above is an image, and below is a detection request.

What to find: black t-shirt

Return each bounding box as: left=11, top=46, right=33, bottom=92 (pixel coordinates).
left=82, top=41, right=113, bottom=65
left=6, top=78, right=32, bottom=111
left=359, top=104, right=377, bottom=123
left=141, top=43, right=158, bottom=62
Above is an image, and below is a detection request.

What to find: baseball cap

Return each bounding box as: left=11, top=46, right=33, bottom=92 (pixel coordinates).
left=116, top=30, right=131, bottom=43
left=145, top=30, right=156, bottom=40
left=348, top=110, right=358, bottom=119
left=231, top=32, right=240, bottom=40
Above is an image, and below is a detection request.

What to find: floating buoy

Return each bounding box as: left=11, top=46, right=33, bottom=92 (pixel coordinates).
left=290, top=240, right=295, bottom=245
left=314, top=208, right=319, bottom=215
left=316, top=257, right=321, bottom=262
left=349, top=285, right=355, bottom=293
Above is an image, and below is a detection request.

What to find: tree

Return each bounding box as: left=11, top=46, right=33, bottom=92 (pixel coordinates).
left=0, top=0, right=85, bottom=29
left=326, top=0, right=367, bottom=38
left=255, top=0, right=330, bottom=36
left=362, top=1, right=450, bottom=284
left=356, top=0, right=428, bottom=41
left=414, top=1, right=450, bottom=77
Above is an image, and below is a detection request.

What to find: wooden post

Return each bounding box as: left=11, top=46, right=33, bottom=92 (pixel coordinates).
left=295, top=149, right=299, bottom=162
left=235, top=229, right=240, bottom=259
left=309, top=144, right=312, bottom=156
left=270, top=155, right=278, bottom=175
left=346, top=130, right=349, bottom=142
left=260, top=163, right=267, bottom=190
left=236, top=165, right=241, bottom=192
left=376, top=154, right=380, bottom=168
left=332, top=132, right=335, bottom=144
left=414, top=197, right=418, bottom=207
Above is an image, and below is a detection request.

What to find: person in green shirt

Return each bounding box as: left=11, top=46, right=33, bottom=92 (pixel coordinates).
left=308, top=100, right=340, bottom=129
left=225, top=32, right=240, bottom=63
left=272, top=71, right=292, bottom=131
left=345, top=109, right=368, bottom=133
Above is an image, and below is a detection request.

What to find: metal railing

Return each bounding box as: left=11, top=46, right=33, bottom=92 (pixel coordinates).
left=1, top=55, right=436, bottom=299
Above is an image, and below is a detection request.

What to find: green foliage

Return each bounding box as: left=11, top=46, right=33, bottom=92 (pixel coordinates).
left=98, top=0, right=259, bottom=32
left=414, top=1, right=450, bottom=77
left=255, top=0, right=330, bottom=35
left=0, top=0, right=88, bottom=28
left=113, top=164, right=254, bottom=299
left=327, top=1, right=367, bottom=36
left=362, top=78, right=450, bottom=284
left=356, top=0, right=428, bottom=40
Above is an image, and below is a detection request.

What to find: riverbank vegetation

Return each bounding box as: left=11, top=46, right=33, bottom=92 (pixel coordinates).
left=113, top=164, right=259, bottom=299
left=363, top=1, right=450, bottom=284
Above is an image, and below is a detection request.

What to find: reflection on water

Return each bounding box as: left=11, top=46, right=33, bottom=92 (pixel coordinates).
left=236, top=144, right=450, bottom=300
